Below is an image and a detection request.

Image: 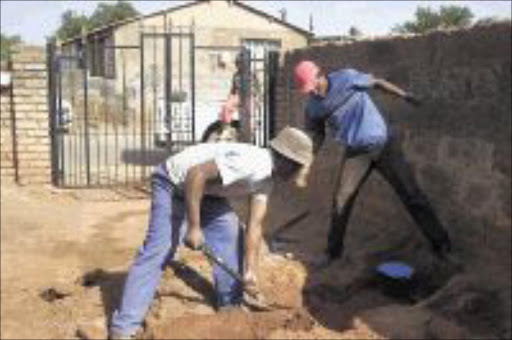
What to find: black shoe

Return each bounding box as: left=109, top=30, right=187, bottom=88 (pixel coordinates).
left=432, top=238, right=452, bottom=259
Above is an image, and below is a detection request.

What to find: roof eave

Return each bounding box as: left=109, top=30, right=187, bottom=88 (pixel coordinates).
left=61, top=0, right=313, bottom=45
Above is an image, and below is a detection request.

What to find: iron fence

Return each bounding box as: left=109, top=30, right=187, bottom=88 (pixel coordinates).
left=47, top=28, right=278, bottom=188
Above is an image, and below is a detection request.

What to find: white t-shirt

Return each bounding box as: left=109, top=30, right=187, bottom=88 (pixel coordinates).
left=166, top=142, right=273, bottom=200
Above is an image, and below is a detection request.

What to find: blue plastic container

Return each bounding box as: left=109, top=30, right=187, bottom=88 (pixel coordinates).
left=376, top=261, right=414, bottom=279
left=374, top=261, right=415, bottom=300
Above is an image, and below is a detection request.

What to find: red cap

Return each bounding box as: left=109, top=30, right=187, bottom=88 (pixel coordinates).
left=293, top=60, right=319, bottom=94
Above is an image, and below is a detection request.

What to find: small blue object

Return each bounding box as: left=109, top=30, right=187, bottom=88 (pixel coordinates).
left=376, top=261, right=414, bottom=279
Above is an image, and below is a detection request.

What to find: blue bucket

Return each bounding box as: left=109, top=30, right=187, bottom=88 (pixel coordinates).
left=374, top=261, right=415, bottom=300
left=376, top=261, right=414, bottom=279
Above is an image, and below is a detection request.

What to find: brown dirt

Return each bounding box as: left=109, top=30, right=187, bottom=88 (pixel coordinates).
left=1, top=182, right=510, bottom=339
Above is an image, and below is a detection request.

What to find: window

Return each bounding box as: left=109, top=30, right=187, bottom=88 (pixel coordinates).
left=87, top=32, right=116, bottom=79
left=104, top=35, right=116, bottom=79
left=242, top=39, right=281, bottom=59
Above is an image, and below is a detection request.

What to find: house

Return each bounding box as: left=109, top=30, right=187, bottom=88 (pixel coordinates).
left=59, top=0, right=312, bottom=142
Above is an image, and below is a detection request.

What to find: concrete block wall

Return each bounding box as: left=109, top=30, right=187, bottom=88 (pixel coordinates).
left=274, top=23, right=511, bottom=267
left=0, top=45, right=51, bottom=184
left=0, top=61, right=15, bottom=180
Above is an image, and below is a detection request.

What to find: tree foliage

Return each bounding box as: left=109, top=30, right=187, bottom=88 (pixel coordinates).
left=439, top=5, right=474, bottom=27
left=392, top=5, right=474, bottom=34
left=55, top=1, right=139, bottom=41
left=56, top=10, right=89, bottom=41
left=1, top=33, right=22, bottom=61
left=88, top=1, right=139, bottom=30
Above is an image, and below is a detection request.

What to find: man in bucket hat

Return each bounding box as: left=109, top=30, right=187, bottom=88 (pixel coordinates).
left=293, top=60, right=452, bottom=267
left=109, top=127, right=313, bottom=339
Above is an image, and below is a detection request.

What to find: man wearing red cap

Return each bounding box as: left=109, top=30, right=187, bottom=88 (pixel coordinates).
left=201, top=51, right=262, bottom=143
left=293, top=60, right=452, bottom=266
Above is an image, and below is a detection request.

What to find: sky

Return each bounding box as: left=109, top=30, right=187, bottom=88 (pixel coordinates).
left=1, top=0, right=511, bottom=44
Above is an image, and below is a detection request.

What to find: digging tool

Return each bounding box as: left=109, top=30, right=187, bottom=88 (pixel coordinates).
left=268, top=210, right=310, bottom=252
left=198, top=243, right=293, bottom=312
left=199, top=243, right=244, bottom=283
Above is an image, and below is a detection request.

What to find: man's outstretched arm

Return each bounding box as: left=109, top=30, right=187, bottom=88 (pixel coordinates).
left=184, top=161, right=221, bottom=249
left=243, top=194, right=268, bottom=295
left=369, top=75, right=422, bottom=106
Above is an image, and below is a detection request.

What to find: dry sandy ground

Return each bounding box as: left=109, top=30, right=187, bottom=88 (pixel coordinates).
left=1, top=182, right=510, bottom=339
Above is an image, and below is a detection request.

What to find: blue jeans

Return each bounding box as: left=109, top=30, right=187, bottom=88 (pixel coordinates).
left=110, top=164, right=244, bottom=337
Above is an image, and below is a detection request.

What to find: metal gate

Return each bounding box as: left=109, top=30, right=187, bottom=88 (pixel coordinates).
left=48, top=28, right=278, bottom=188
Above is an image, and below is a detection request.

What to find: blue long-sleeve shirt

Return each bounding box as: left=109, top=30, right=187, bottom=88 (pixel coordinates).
left=305, top=68, right=388, bottom=151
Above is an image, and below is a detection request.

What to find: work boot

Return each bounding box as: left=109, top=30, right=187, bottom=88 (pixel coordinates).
left=308, top=251, right=340, bottom=271
left=432, top=238, right=452, bottom=260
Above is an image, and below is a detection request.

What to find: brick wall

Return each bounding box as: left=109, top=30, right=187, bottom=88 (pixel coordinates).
left=0, top=61, right=15, bottom=180
left=274, top=23, right=511, bottom=266
left=0, top=45, right=51, bottom=184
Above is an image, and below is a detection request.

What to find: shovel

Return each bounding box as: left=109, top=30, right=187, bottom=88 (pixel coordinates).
left=198, top=243, right=292, bottom=312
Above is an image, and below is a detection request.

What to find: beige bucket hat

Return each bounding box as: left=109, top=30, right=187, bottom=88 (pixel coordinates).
left=269, top=127, right=314, bottom=187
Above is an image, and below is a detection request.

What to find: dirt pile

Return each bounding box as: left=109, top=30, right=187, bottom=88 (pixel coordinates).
left=2, top=183, right=510, bottom=340
left=144, top=309, right=314, bottom=339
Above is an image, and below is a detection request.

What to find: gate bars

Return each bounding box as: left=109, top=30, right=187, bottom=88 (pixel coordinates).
left=47, top=29, right=278, bottom=188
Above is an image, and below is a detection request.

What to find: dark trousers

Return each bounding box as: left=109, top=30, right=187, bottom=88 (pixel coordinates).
left=327, top=134, right=451, bottom=259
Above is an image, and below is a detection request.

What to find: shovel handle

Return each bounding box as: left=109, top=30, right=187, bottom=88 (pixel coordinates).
left=200, top=244, right=245, bottom=283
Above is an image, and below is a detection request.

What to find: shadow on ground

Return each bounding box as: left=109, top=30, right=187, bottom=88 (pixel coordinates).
left=79, top=260, right=217, bottom=330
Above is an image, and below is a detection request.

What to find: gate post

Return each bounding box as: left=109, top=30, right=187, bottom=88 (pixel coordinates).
left=81, top=28, right=91, bottom=186
left=46, top=40, right=59, bottom=186
left=239, top=47, right=251, bottom=143
left=267, top=51, right=279, bottom=141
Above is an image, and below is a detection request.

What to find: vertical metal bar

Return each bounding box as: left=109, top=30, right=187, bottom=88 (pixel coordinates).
left=190, top=31, right=195, bottom=143
left=47, top=42, right=59, bottom=186
left=248, top=48, right=253, bottom=144
left=140, top=32, right=146, bottom=182
left=64, top=49, right=72, bottom=185
left=122, top=50, right=128, bottom=185
left=103, top=73, right=109, bottom=186
left=257, top=51, right=260, bottom=145
left=285, top=53, right=291, bottom=127
left=164, top=34, right=170, bottom=151
left=178, top=27, right=183, bottom=148
left=73, top=74, right=78, bottom=186
left=179, top=26, right=183, bottom=95
left=83, top=40, right=91, bottom=186
left=152, top=27, right=157, bottom=160
left=253, top=52, right=259, bottom=145
left=263, top=51, right=269, bottom=147
left=169, top=25, right=173, bottom=151
left=258, top=51, right=262, bottom=145
left=132, top=49, right=137, bottom=184
left=249, top=50, right=254, bottom=144
left=114, top=64, right=119, bottom=186
left=239, top=47, right=250, bottom=143
left=267, top=51, right=278, bottom=140
left=76, top=59, right=83, bottom=185
left=57, top=57, right=66, bottom=186
left=95, top=38, right=102, bottom=185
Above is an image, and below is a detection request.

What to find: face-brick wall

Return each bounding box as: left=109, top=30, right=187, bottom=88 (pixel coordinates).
left=273, top=23, right=511, bottom=267
left=0, top=45, right=51, bottom=185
